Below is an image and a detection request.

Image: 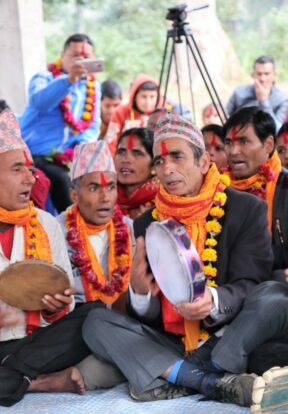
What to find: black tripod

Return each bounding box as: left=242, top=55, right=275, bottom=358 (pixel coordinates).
left=157, top=3, right=227, bottom=125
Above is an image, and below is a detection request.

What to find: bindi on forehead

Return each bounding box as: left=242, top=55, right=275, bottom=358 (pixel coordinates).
left=281, top=132, right=288, bottom=145
left=127, top=135, right=135, bottom=150
left=231, top=126, right=237, bottom=142
left=80, top=41, right=86, bottom=57
left=100, top=172, right=108, bottom=187
left=210, top=133, right=217, bottom=146
left=23, top=150, right=31, bottom=167
left=160, top=141, right=169, bottom=156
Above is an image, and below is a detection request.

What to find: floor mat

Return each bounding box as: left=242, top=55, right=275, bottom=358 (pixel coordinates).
left=0, top=383, right=250, bottom=413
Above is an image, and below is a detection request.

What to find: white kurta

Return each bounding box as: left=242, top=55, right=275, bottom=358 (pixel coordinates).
left=0, top=209, right=74, bottom=342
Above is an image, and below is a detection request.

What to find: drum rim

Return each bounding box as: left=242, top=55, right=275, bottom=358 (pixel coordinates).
left=146, top=221, right=194, bottom=302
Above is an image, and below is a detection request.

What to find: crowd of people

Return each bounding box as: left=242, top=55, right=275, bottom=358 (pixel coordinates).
left=0, top=32, right=288, bottom=412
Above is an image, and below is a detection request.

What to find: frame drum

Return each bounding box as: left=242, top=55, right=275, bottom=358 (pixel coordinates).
left=146, top=219, right=205, bottom=305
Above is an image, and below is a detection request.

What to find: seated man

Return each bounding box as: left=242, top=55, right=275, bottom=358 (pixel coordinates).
left=0, top=100, right=51, bottom=210
left=223, top=106, right=288, bottom=285
left=99, top=79, right=122, bottom=139
left=81, top=112, right=276, bottom=408
left=226, top=55, right=288, bottom=130
left=20, top=33, right=101, bottom=213
left=0, top=108, right=103, bottom=407
left=201, top=124, right=227, bottom=171
left=57, top=140, right=135, bottom=391
left=276, top=122, right=288, bottom=170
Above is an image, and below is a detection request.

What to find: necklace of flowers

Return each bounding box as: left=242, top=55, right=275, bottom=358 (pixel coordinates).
left=222, top=163, right=275, bottom=201
left=48, top=58, right=96, bottom=135
left=65, top=204, right=131, bottom=298
left=152, top=174, right=230, bottom=289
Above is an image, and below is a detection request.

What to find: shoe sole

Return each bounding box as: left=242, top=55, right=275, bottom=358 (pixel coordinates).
left=251, top=366, right=288, bottom=413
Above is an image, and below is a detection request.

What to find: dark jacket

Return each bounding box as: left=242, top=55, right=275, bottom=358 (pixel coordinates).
left=133, top=187, right=274, bottom=328
left=272, top=170, right=288, bottom=282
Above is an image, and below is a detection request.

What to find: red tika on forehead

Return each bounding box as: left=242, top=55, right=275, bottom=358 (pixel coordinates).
left=210, top=133, right=217, bottom=146
left=81, top=42, right=86, bottom=57
left=160, top=141, right=169, bottom=156
left=23, top=150, right=31, bottom=167
left=231, top=126, right=237, bottom=142
left=100, top=172, right=108, bottom=187
left=127, top=134, right=134, bottom=150
left=282, top=132, right=288, bottom=145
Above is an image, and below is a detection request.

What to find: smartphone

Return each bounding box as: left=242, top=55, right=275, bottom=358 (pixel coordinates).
left=76, top=58, right=104, bottom=73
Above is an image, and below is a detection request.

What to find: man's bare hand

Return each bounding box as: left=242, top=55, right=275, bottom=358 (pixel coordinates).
left=174, top=287, right=212, bottom=320
left=254, top=78, right=270, bottom=101
left=42, top=287, right=76, bottom=314
left=68, top=62, right=87, bottom=84
left=130, top=237, right=159, bottom=295
left=284, top=269, right=288, bottom=284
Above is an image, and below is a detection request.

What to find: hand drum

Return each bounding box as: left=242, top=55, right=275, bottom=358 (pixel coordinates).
left=0, top=260, right=71, bottom=310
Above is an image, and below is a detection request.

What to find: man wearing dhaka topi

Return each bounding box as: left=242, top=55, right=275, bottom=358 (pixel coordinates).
left=0, top=108, right=105, bottom=407
left=20, top=33, right=101, bottom=213
left=81, top=113, right=288, bottom=411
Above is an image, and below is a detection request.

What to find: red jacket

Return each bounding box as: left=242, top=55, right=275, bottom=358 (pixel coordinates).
left=104, top=73, right=161, bottom=156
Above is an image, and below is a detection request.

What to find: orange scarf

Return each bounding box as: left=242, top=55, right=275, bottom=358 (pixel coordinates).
left=226, top=151, right=281, bottom=231
left=0, top=202, right=52, bottom=333
left=69, top=206, right=132, bottom=304
left=155, top=164, right=221, bottom=351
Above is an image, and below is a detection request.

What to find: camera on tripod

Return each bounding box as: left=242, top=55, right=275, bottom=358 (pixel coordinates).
left=166, top=4, right=187, bottom=24
left=157, top=3, right=226, bottom=125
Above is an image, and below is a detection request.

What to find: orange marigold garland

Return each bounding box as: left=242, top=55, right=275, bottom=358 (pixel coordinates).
left=152, top=174, right=230, bottom=288
left=65, top=204, right=132, bottom=303
left=48, top=58, right=96, bottom=135
left=202, top=174, right=230, bottom=288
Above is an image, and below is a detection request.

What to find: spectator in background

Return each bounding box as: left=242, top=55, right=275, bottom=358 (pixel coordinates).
left=202, top=103, right=226, bottom=127
left=276, top=123, right=288, bottom=169
left=19, top=33, right=101, bottom=213
left=99, top=80, right=122, bottom=140
left=115, top=128, right=159, bottom=219
left=226, top=56, right=288, bottom=130
left=104, top=73, right=161, bottom=156
left=202, top=124, right=227, bottom=171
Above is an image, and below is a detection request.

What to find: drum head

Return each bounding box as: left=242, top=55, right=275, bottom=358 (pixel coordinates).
left=146, top=221, right=193, bottom=305
left=0, top=260, right=71, bottom=311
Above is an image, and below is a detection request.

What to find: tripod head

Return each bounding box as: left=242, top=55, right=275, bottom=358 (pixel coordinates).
left=166, top=4, right=188, bottom=25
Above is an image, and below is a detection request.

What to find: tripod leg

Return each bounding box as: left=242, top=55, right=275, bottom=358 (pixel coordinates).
left=187, top=32, right=227, bottom=124
left=184, top=36, right=196, bottom=123
left=173, top=41, right=183, bottom=116
left=157, top=35, right=170, bottom=109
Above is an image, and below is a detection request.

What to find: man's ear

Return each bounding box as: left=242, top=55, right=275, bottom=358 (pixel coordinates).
left=69, top=187, right=78, bottom=204
left=199, top=151, right=211, bottom=174
left=264, top=135, right=275, bottom=155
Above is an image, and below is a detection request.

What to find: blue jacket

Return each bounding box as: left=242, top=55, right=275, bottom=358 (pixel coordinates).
left=19, top=71, right=101, bottom=155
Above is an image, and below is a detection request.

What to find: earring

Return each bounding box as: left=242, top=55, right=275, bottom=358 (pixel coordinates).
left=151, top=169, right=156, bottom=177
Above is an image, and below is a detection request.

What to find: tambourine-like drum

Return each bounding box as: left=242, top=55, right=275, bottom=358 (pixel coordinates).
left=145, top=219, right=206, bottom=305
left=0, top=260, right=71, bottom=311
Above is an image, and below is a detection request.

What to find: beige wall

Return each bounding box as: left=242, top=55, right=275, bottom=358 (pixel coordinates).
left=0, top=0, right=46, bottom=114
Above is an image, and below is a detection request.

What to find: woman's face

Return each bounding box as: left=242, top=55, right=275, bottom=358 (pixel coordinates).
left=115, top=135, right=152, bottom=188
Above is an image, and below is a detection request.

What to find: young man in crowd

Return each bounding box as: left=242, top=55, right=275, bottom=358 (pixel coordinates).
left=56, top=140, right=135, bottom=391
left=201, top=124, right=227, bottom=171
left=99, top=80, right=122, bottom=139
left=81, top=113, right=287, bottom=411
left=276, top=122, right=288, bottom=169
left=226, top=55, right=288, bottom=130
left=20, top=33, right=101, bottom=212
left=223, top=106, right=288, bottom=286
left=0, top=108, right=103, bottom=407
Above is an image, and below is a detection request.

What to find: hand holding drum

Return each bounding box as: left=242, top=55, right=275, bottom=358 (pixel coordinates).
left=0, top=260, right=72, bottom=311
